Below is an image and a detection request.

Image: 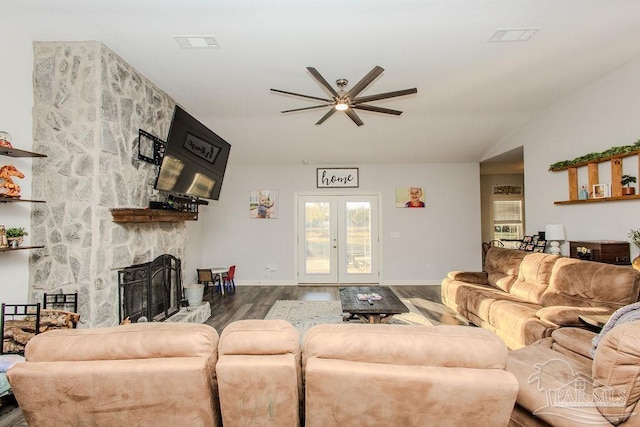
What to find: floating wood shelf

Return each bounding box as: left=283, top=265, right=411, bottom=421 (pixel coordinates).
left=552, top=149, right=640, bottom=204
left=110, top=208, right=198, bottom=223
left=0, top=245, right=45, bottom=252
left=0, top=146, right=47, bottom=158
left=0, top=195, right=46, bottom=203
left=554, top=195, right=640, bottom=205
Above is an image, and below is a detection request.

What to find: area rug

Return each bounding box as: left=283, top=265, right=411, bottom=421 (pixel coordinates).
left=264, top=299, right=433, bottom=339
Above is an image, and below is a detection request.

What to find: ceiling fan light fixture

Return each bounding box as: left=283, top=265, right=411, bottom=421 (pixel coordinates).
left=335, top=101, right=349, bottom=111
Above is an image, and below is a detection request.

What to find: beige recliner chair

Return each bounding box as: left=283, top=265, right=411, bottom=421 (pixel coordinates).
left=302, top=323, right=519, bottom=427
left=7, top=322, right=221, bottom=427
left=216, top=319, right=301, bottom=426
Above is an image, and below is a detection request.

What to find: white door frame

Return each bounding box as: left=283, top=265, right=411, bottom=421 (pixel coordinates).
left=294, top=192, right=382, bottom=285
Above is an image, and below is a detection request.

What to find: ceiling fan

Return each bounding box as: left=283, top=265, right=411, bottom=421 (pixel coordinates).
left=270, top=66, right=417, bottom=126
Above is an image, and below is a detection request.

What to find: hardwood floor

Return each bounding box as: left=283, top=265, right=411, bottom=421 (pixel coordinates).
left=0, top=284, right=457, bottom=426
left=202, top=284, right=459, bottom=333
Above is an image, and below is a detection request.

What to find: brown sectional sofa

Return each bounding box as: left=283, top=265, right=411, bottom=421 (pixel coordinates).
left=7, top=320, right=519, bottom=426
left=507, top=321, right=640, bottom=426
left=441, top=247, right=640, bottom=349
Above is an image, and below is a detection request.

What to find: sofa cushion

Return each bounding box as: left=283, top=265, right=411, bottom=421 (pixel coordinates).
left=507, top=344, right=606, bottom=425
left=550, top=327, right=596, bottom=366
left=488, top=300, right=553, bottom=349
left=509, top=253, right=558, bottom=304
left=484, top=247, right=528, bottom=292
left=592, top=320, right=640, bottom=424
left=540, top=258, right=640, bottom=308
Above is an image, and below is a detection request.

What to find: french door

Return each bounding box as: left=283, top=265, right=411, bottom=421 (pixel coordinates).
left=296, top=194, right=380, bottom=284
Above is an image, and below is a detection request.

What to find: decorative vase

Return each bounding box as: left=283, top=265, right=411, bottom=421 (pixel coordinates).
left=7, top=237, right=22, bottom=248
left=633, top=256, right=640, bottom=272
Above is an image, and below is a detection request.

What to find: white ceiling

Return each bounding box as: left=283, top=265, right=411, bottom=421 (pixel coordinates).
left=3, top=0, right=640, bottom=166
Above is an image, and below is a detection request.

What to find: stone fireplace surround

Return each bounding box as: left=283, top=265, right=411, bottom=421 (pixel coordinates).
left=29, top=41, right=189, bottom=328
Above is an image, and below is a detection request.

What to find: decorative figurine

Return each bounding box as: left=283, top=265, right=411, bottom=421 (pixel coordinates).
left=0, top=164, right=25, bottom=197
left=0, top=131, right=13, bottom=148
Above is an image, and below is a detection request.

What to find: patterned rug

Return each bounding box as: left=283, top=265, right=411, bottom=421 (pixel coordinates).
left=264, top=299, right=433, bottom=339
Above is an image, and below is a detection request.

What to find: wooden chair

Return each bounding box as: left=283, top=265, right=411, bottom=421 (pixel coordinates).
left=197, top=268, right=221, bottom=294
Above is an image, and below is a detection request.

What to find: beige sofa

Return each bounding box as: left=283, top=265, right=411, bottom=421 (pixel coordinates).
left=7, top=322, right=221, bottom=426
left=8, top=320, right=518, bottom=426
left=507, top=321, right=640, bottom=426
left=441, top=247, right=640, bottom=349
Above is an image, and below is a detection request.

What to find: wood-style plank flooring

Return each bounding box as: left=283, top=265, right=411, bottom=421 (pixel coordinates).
left=0, top=285, right=457, bottom=426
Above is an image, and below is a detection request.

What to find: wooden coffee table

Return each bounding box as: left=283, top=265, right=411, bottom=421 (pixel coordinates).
left=340, top=286, right=409, bottom=324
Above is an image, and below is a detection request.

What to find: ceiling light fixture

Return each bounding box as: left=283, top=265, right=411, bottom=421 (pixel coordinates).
left=335, top=101, right=349, bottom=111
left=174, top=35, right=220, bottom=49
left=488, top=28, right=540, bottom=43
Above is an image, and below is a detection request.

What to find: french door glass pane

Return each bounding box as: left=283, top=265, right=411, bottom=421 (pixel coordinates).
left=305, top=202, right=331, bottom=274
left=345, top=202, right=371, bottom=274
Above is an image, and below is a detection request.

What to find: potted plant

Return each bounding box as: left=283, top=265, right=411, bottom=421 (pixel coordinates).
left=621, top=174, right=637, bottom=196
left=6, top=227, right=28, bottom=248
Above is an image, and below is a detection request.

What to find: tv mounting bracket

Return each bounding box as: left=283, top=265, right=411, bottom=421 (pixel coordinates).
left=137, top=129, right=165, bottom=166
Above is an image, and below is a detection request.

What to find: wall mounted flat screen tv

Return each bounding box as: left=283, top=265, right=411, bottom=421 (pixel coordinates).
left=155, top=105, right=231, bottom=200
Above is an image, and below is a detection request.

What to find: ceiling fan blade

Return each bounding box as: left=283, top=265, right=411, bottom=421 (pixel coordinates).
left=353, top=104, right=403, bottom=116
left=306, top=67, right=340, bottom=98
left=281, top=104, right=334, bottom=113
left=344, top=109, right=364, bottom=127
left=353, top=88, right=417, bottom=104
left=345, top=66, right=384, bottom=99
left=315, top=108, right=337, bottom=125
left=270, top=88, right=332, bottom=103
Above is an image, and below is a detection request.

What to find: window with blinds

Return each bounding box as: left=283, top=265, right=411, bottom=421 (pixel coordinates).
left=491, top=197, right=523, bottom=246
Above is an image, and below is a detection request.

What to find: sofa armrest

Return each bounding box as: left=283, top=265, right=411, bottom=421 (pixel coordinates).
left=536, top=306, right=615, bottom=327
left=24, top=323, right=219, bottom=362
left=446, top=271, right=488, bottom=285
left=593, top=320, right=640, bottom=424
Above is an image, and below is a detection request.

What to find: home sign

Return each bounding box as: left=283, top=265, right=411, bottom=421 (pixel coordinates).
left=316, top=168, right=359, bottom=188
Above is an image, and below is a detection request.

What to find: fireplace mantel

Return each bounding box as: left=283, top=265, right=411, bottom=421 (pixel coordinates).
left=110, top=208, right=198, bottom=223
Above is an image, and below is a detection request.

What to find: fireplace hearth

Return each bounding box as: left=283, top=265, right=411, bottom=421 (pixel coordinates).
left=118, top=254, right=183, bottom=323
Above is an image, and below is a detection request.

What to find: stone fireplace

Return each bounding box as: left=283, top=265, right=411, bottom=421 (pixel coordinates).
left=29, top=41, right=188, bottom=327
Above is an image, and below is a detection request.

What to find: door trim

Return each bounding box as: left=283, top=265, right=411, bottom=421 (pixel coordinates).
left=294, top=192, right=382, bottom=285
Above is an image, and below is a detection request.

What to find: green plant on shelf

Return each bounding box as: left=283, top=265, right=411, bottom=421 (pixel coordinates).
left=549, top=139, right=640, bottom=170
left=622, top=174, right=637, bottom=187
left=6, top=227, right=28, bottom=238
left=629, top=229, right=640, bottom=249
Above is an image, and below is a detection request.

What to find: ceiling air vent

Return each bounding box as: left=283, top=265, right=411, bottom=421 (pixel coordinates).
left=174, top=35, right=220, bottom=49
left=488, top=28, right=540, bottom=43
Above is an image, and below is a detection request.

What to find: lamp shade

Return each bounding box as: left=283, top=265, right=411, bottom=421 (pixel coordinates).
left=545, top=224, right=565, bottom=241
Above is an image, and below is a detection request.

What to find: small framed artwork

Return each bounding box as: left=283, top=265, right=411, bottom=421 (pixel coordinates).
left=250, top=189, right=278, bottom=219
left=522, top=236, right=533, bottom=243
left=534, top=239, right=546, bottom=252
left=593, top=184, right=609, bottom=199
left=396, top=187, right=426, bottom=208
left=0, top=225, right=7, bottom=248
left=533, top=245, right=545, bottom=253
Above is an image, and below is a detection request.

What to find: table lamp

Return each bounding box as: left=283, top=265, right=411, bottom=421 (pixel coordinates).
left=545, top=224, right=565, bottom=255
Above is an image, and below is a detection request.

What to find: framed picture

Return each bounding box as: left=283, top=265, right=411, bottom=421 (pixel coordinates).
left=593, top=183, right=609, bottom=199
left=522, top=236, right=533, bottom=243
left=396, top=187, right=426, bottom=208
left=518, top=242, right=527, bottom=250
left=250, top=189, right=278, bottom=219
left=0, top=225, right=7, bottom=248
left=533, top=246, right=545, bottom=253
left=316, top=168, right=359, bottom=188
left=492, top=185, right=522, bottom=195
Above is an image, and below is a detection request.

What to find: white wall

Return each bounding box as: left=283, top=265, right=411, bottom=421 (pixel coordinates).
left=0, top=23, right=35, bottom=303
left=486, top=55, right=640, bottom=258
left=197, top=162, right=482, bottom=285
